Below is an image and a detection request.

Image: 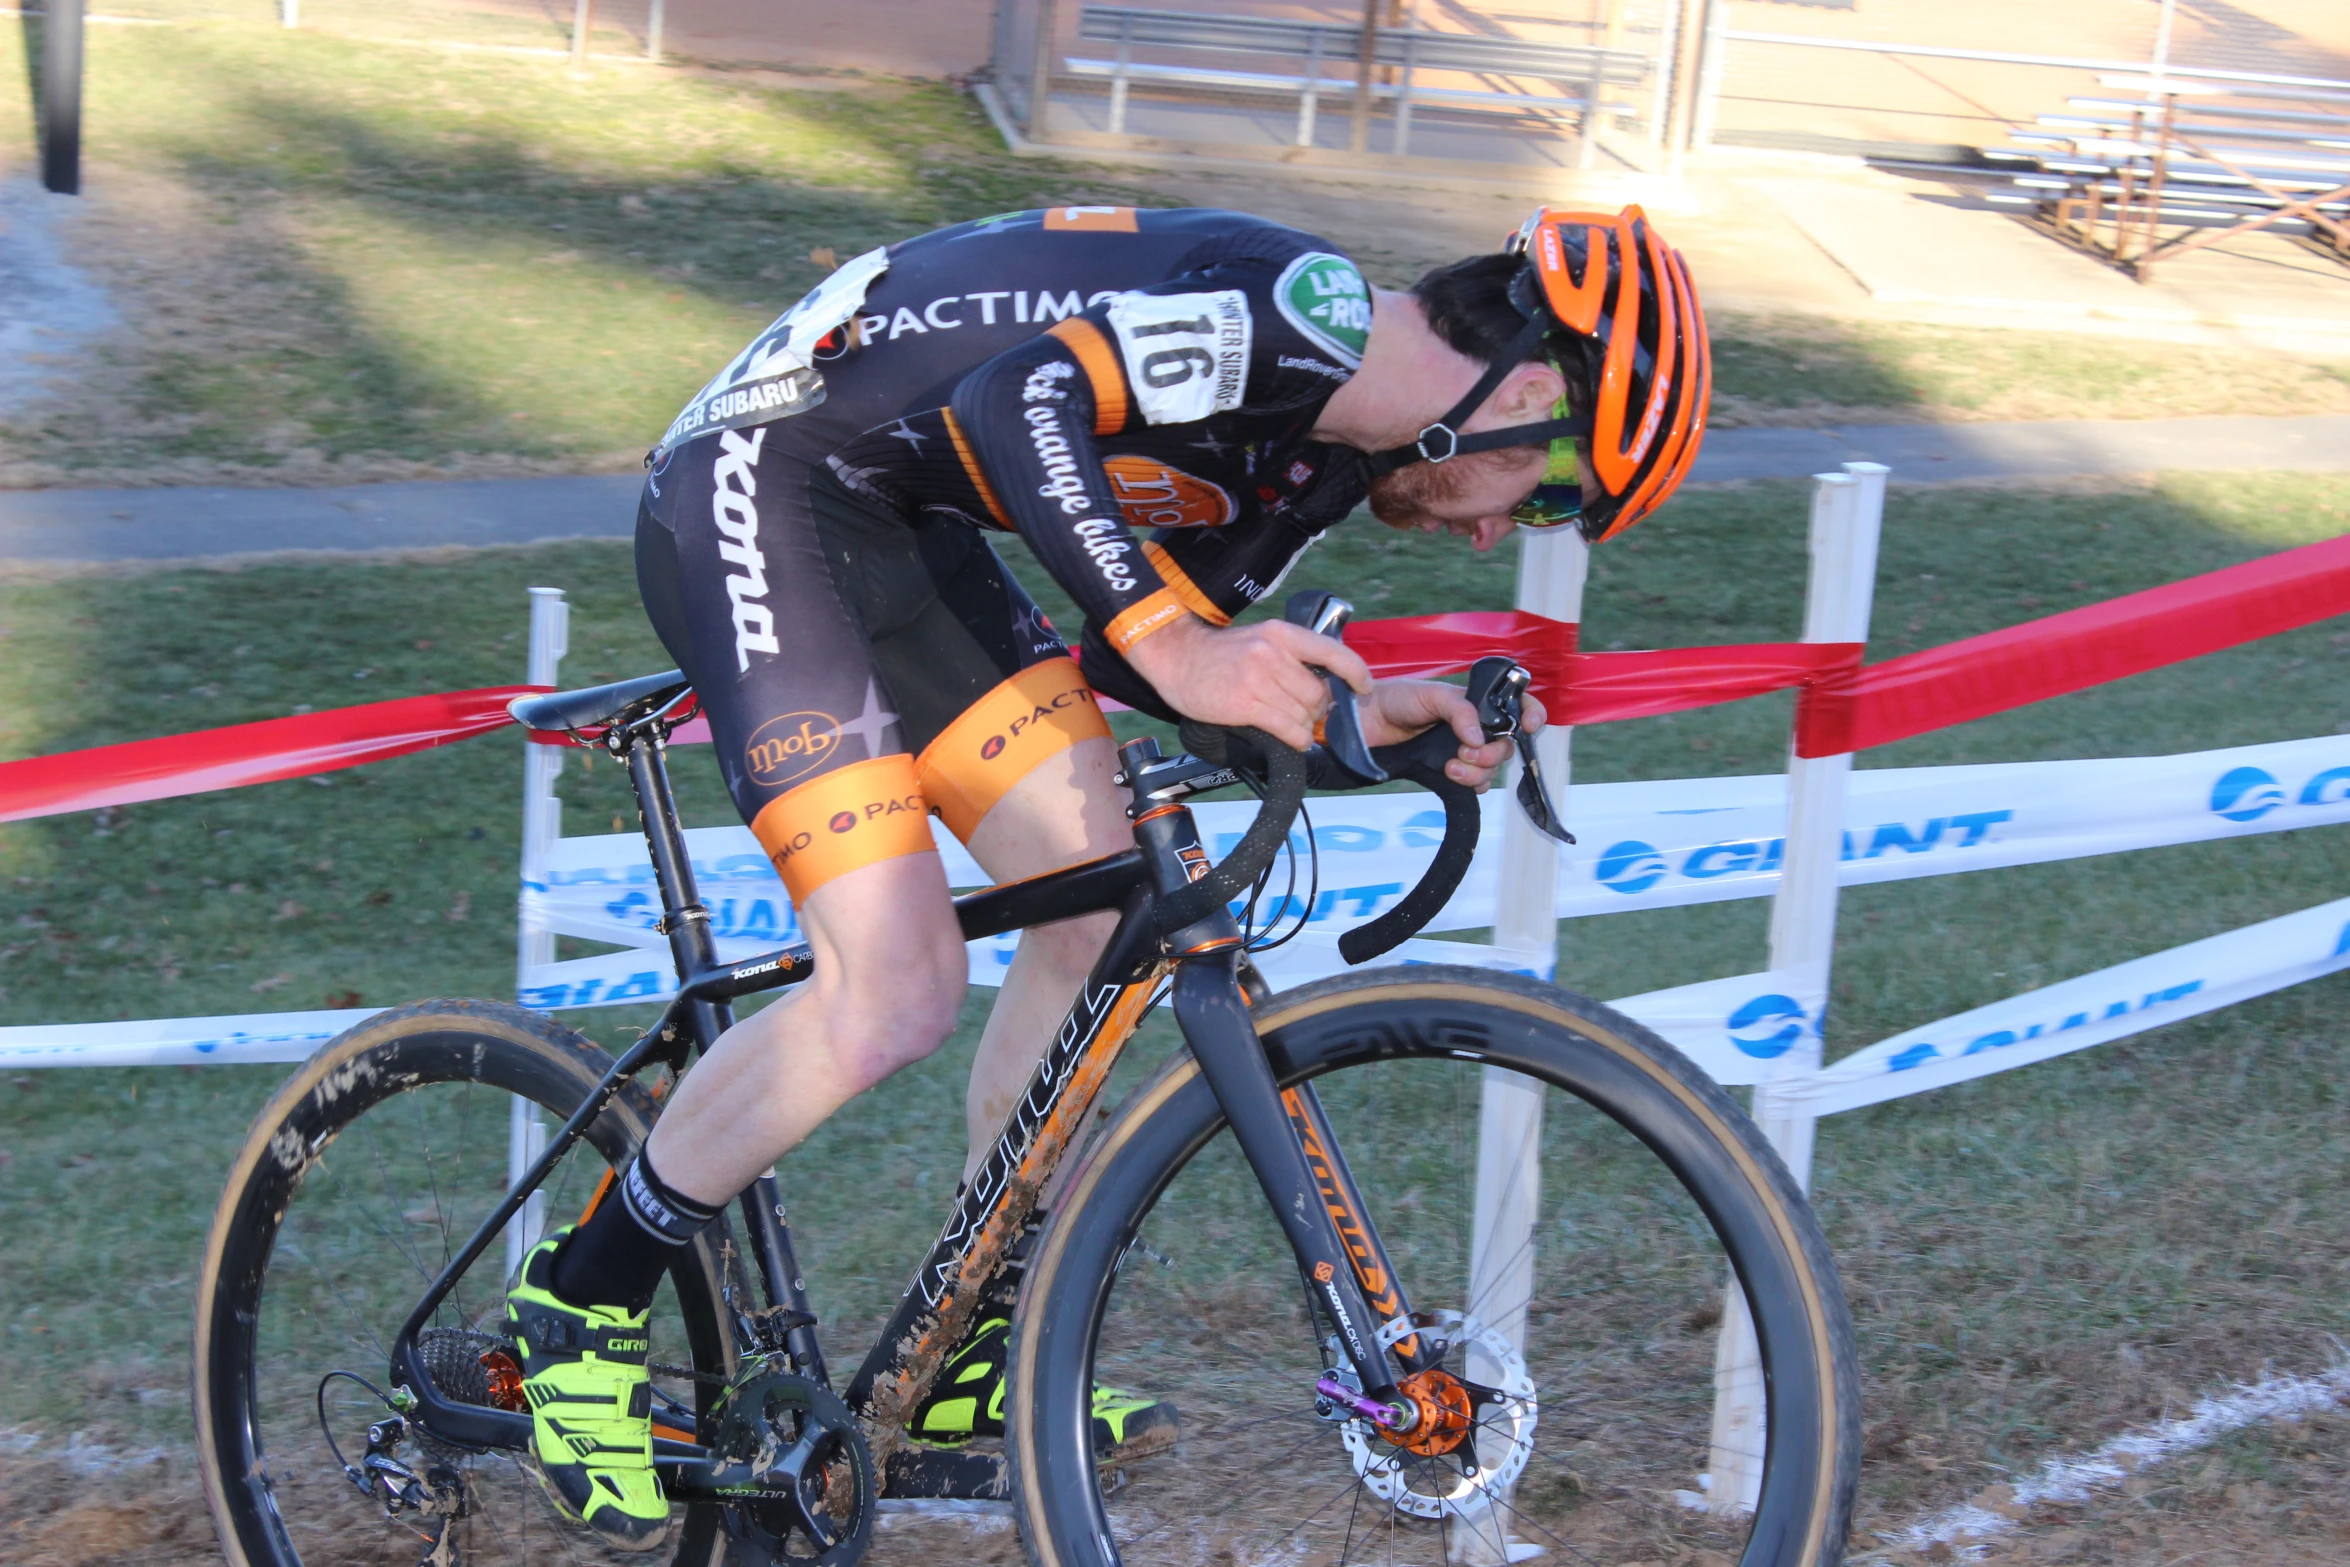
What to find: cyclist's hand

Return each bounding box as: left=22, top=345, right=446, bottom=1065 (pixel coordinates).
left=1362, top=679, right=1549, bottom=790
left=1127, top=615, right=1374, bottom=752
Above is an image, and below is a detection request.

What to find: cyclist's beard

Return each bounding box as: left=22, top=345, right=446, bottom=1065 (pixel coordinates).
left=1366, top=447, right=1537, bottom=532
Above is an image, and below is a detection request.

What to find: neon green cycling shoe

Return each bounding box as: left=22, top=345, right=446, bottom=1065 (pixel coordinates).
left=910, top=1314, right=1180, bottom=1459
left=505, top=1231, right=671, bottom=1553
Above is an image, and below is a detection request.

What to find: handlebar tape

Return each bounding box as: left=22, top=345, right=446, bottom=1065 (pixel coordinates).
left=1152, top=728, right=1308, bottom=935
left=1337, top=725, right=1481, bottom=966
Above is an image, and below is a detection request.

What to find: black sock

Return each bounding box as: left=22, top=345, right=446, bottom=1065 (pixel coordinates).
left=552, top=1148, right=723, bottom=1314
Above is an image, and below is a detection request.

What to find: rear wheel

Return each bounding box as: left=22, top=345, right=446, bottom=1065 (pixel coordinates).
left=194, top=1000, right=737, bottom=1567
left=1008, top=967, right=1860, bottom=1567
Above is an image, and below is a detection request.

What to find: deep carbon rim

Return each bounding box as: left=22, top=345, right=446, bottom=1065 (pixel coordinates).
left=1008, top=967, right=1860, bottom=1567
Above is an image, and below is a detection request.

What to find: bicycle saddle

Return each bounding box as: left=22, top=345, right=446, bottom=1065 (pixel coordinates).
left=509, top=669, right=691, bottom=734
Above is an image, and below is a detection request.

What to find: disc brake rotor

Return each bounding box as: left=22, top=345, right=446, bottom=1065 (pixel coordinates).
left=1340, top=1310, right=1538, bottom=1520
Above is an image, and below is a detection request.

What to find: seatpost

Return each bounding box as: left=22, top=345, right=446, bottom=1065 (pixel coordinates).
left=622, top=726, right=828, bottom=1380
left=623, top=733, right=720, bottom=1000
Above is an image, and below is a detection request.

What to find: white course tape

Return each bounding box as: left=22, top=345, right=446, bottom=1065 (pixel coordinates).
left=1565, top=731, right=2350, bottom=915
left=520, top=735, right=2350, bottom=962
left=1606, top=965, right=1827, bottom=1089
left=21, top=737, right=2347, bottom=1071
left=0, top=1008, right=385, bottom=1069
left=1782, top=893, right=2350, bottom=1117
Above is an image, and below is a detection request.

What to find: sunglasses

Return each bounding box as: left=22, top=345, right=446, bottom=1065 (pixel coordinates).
left=1509, top=432, right=1585, bottom=530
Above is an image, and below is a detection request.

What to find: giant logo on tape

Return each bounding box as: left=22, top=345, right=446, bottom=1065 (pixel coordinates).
left=1595, top=840, right=1669, bottom=894
left=1726, top=993, right=1808, bottom=1059
left=2209, top=766, right=2286, bottom=822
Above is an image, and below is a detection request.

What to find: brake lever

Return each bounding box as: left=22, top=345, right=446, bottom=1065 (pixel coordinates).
left=1465, top=656, right=1573, bottom=846
left=1284, top=591, right=1387, bottom=787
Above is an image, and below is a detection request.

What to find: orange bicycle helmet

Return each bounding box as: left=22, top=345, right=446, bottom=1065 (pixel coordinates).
left=1367, top=204, right=1711, bottom=544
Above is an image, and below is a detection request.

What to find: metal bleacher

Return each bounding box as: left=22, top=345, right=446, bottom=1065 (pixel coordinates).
left=1982, top=75, right=2350, bottom=281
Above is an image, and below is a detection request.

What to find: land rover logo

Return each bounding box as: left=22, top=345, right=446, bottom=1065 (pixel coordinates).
left=1275, top=251, right=1371, bottom=368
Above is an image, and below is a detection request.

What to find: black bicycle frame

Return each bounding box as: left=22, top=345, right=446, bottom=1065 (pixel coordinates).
left=388, top=720, right=1423, bottom=1486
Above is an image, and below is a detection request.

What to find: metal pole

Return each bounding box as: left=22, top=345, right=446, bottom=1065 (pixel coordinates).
left=1348, top=0, right=1379, bottom=155
left=2151, top=0, right=2177, bottom=89
left=1692, top=0, right=1727, bottom=152
left=1452, top=528, right=1587, bottom=1565
left=280, top=0, right=298, bottom=27
left=646, top=0, right=664, bottom=62
left=507, top=587, right=571, bottom=1282
left=571, top=0, right=594, bottom=68
left=1704, top=463, right=1884, bottom=1514
left=38, top=0, right=83, bottom=196
left=1024, top=0, right=1060, bottom=137
left=1665, top=0, right=1706, bottom=171
left=1647, top=0, right=1679, bottom=150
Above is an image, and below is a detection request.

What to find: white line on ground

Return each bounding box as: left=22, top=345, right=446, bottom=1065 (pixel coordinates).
left=1881, top=1360, right=2350, bottom=1559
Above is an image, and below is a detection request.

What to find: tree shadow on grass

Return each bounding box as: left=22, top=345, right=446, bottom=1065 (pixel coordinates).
left=35, top=23, right=1149, bottom=472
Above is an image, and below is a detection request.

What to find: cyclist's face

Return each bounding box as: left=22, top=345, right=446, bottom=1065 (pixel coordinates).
left=1366, top=442, right=1598, bottom=553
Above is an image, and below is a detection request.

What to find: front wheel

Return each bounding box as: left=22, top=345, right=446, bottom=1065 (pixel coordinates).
left=1008, top=967, right=1860, bottom=1567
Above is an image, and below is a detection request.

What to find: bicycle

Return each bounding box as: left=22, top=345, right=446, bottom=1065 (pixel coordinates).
left=193, top=594, right=1860, bottom=1567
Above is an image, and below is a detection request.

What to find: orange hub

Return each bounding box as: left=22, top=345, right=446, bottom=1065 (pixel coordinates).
left=1385, top=1369, right=1474, bottom=1457
left=479, top=1348, right=527, bottom=1414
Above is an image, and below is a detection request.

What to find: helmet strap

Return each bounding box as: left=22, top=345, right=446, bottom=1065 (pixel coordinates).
left=1366, top=314, right=1557, bottom=478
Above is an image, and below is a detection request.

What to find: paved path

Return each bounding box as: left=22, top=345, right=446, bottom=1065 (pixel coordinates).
left=1, top=415, right=2345, bottom=564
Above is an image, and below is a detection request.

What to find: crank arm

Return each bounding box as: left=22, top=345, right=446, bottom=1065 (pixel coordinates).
left=1171, top=952, right=1401, bottom=1404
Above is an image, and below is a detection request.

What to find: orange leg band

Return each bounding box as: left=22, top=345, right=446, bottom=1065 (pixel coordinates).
left=750, top=753, right=936, bottom=904
left=915, top=657, right=1113, bottom=842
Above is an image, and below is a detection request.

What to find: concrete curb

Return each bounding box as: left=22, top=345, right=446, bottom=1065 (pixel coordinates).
left=0, top=416, right=2344, bottom=565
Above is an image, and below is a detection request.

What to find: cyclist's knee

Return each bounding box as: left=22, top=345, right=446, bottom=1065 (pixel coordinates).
left=799, top=864, right=968, bottom=1089
left=830, top=928, right=967, bottom=1078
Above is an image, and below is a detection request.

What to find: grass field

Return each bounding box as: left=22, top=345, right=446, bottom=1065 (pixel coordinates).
left=3, top=8, right=2348, bottom=491
left=4, top=5, right=2350, bottom=1560
left=0, top=473, right=2346, bottom=1561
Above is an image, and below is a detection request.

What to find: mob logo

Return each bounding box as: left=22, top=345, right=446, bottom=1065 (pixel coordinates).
left=744, top=711, right=842, bottom=786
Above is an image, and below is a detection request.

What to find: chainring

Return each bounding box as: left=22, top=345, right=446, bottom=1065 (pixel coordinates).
left=708, top=1367, right=877, bottom=1567
left=1339, top=1310, right=1538, bottom=1520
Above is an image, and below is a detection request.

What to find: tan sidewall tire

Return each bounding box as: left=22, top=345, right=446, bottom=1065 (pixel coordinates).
left=191, top=999, right=733, bottom=1567
left=1005, top=966, right=1860, bottom=1567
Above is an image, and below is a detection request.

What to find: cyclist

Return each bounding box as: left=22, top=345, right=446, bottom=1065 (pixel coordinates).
left=505, top=203, right=1709, bottom=1546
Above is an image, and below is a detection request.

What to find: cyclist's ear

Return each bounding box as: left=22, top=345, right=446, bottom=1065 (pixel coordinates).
left=1480, top=360, right=1564, bottom=426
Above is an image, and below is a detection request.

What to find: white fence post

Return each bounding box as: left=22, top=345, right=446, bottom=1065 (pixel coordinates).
left=506, top=587, right=570, bottom=1283
left=1705, top=463, right=1885, bottom=1512
left=1455, top=527, right=1588, bottom=1563
left=646, top=0, right=665, bottom=62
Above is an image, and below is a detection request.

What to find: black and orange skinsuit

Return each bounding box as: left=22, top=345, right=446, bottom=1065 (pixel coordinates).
left=637, top=206, right=1379, bottom=902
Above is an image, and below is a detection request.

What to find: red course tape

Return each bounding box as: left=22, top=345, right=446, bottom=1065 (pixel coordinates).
left=0, top=686, right=544, bottom=823
left=1798, top=532, right=2350, bottom=757
left=3, top=532, right=2343, bottom=827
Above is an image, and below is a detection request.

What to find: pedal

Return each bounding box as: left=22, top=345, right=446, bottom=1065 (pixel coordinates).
left=883, top=1446, right=1010, bottom=1501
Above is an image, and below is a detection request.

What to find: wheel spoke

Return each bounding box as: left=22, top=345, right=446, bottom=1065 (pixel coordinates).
left=1043, top=987, right=1856, bottom=1567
